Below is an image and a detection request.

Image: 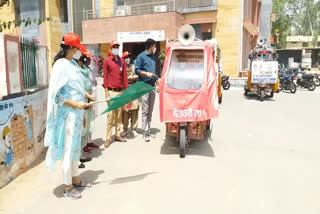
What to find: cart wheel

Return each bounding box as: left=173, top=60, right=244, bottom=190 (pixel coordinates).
left=260, top=90, right=265, bottom=102
left=269, top=91, right=274, bottom=98
left=244, top=89, right=249, bottom=96
left=218, top=94, right=222, bottom=104
left=179, top=127, right=187, bottom=158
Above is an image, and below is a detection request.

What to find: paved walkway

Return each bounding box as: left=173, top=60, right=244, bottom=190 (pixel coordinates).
left=1, top=84, right=320, bottom=214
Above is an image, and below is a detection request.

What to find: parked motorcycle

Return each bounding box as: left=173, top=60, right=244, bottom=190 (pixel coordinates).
left=313, top=73, right=320, bottom=86
left=222, top=75, right=230, bottom=90
left=279, top=74, right=296, bottom=93
left=296, top=73, right=317, bottom=91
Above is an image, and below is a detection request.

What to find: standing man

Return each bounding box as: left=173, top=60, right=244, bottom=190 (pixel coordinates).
left=122, top=51, right=139, bottom=136
left=103, top=40, right=129, bottom=148
left=135, top=38, right=159, bottom=142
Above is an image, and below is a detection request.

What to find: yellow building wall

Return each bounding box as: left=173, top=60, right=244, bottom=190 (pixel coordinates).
left=183, top=11, right=217, bottom=20
left=45, top=0, right=63, bottom=72
left=0, top=3, right=17, bottom=35
left=100, top=0, right=114, bottom=18
left=160, top=41, right=166, bottom=53
left=183, top=11, right=217, bottom=37
left=182, top=8, right=241, bottom=77
left=215, top=0, right=242, bottom=77
left=100, top=43, right=111, bottom=58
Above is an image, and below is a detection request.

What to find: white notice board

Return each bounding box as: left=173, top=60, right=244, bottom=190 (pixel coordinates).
left=117, top=30, right=165, bottom=43
left=251, top=61, right=278, bottom=84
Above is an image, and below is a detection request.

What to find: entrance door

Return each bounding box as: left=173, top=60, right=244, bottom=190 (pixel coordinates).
left=122, top=42, right=161, bottom=77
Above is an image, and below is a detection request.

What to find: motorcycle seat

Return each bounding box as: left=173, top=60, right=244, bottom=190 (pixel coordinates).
left=302, top=74, right=313, bottom=79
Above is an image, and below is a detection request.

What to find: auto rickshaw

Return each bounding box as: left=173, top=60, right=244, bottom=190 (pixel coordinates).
left=159, top=24, right=220, bottom=158
left=244, top=38, right=279, bottom=101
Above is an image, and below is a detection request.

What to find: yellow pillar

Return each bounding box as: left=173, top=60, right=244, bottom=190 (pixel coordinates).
left=215, top=0, right=241, bottom=77
left=45, top=0, right=62, bottom=73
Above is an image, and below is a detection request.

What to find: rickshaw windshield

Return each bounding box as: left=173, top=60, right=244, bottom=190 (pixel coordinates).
left=167, top=49, right=204, bottom=90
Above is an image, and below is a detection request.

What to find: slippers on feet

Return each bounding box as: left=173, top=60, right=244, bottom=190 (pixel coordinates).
left=73, top=181, right=92, bottom=189
left=64, top=186, right=81, bottom=200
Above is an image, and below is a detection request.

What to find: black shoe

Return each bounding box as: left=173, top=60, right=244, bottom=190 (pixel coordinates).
left=79, top=163, right=85, bottom=168
left=143, top=132, right=150, bottom=142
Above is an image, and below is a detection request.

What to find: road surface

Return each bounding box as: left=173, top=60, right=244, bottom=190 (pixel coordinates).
left=0, top=83, right=320, bottom=214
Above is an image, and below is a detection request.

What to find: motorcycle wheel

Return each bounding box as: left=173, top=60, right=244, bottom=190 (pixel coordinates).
left=308, top=81, right=316, bottom=91
left=222, top=81, right=231, bottom=90
left=290, top=83, right=297, bottom=93
left=260, top=90, right=265, bottom=102
left=315, top=78, right=320, bottom=87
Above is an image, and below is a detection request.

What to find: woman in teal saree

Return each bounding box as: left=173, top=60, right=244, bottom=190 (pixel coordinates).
left=44, top=33, right=92, bottom=199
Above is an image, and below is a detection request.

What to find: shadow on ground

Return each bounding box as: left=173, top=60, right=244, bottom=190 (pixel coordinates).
left=88, top=138, right=104, bottom=159
left=53, top=170, right=105, bottom=198
left=243, top=93, right=276, bottom=102
left=135, top=128, right=160, bottom=135
left=109, top=172, right=157, bottom=185
left=28, top=147, right=48, bottom=170
left=160, top=135, right=215, bottom=158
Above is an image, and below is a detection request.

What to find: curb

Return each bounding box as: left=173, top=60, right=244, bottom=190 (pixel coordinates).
left=229, top=78, right=246, bottom=88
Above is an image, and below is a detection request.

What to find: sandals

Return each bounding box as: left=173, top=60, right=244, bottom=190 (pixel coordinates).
left=73, top=181, right=92, bottom=189
left=64, top=186, right=81, bottom=200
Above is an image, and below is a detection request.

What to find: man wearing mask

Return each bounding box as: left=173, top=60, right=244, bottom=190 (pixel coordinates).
left=103, top=40, right=129, bottom=148
left=135, top=38, right=159, bottom=142
left=122, top=51, right=139, bottom=137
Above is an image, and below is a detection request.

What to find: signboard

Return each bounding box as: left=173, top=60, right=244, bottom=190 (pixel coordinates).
left=117, top=30, right=165, bottom=43
left=251, top=61, right=278, bottom=84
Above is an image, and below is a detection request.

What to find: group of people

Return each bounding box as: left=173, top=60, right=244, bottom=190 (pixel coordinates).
left=44, top=33, right=159, bottom=200
left=103, top=38, right=159, bottom=148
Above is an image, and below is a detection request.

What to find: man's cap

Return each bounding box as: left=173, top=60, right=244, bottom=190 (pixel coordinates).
left=122, top=51, right=131, bottom=58
left=62, top=33, right=81, bottom=48
left=111, top=40, right=120, bottom=47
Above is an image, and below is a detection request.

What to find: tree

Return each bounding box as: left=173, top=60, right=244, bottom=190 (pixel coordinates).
left=292, top=0, right=320, bottom=36
left=272, top=0, right=293, bottom=48
left=312, top=31, right=319, bottom=47
left=272, top=0, right=320, bottom=49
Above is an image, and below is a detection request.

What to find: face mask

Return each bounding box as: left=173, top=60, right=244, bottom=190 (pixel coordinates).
left=153, top=47, right=157, bottom=54
left=112, top=48, right=119, bottom=56
left=73, top=50, right=81, bottom=60
left=125, top=58, right=130, bottom=64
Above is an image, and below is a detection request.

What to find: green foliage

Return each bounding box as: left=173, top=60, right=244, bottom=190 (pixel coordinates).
left=0, top=0, right=10, bottom=7
left=158, top=51, right=165, bottom=62
left=0, top=0, right=53, bottom=32
left=272, top=0, right=320, bottom=49
left=0, top=17, right=53, bottom=32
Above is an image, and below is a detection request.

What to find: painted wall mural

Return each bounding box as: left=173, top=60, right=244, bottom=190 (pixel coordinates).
left=0, top=88, right=48, bottom=188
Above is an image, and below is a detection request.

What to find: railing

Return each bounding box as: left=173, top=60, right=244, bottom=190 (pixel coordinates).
left=83, top=0, right=215, bottom=20
left=20, top=38, right=37, bottom=90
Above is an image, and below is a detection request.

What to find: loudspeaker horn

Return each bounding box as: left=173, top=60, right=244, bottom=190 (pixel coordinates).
left=178, top=24, right=196, bottom=45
